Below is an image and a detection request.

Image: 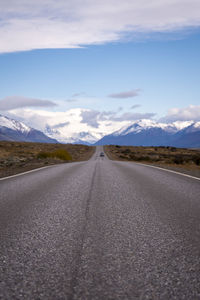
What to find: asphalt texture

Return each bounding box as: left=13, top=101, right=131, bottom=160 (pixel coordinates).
left=0, top=146, right=200, bottom=300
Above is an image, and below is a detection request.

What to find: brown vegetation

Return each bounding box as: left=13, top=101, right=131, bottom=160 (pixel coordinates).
left=104, top=145, right=200, bottom=178
left=0, top=141, right=95, bottom=178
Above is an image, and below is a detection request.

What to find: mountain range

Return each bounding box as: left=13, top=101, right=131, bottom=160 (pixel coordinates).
left=0, top=114, right=58, bottom=143
left=0, top=114, right=200, bottom=148
left=45, top=125, right=97, bottom=145
left=95, top=119, right=200, bottom=148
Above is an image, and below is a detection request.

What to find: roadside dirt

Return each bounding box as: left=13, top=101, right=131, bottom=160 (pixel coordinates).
left=0, top=141, right=95, bottom=178
left=104, top=145, right=200, bottom=178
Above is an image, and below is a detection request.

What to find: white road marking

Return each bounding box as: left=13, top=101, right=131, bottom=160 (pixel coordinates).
left=0, top=165, right=52, bottom=181
left=135, top=162, right=200, bottom=181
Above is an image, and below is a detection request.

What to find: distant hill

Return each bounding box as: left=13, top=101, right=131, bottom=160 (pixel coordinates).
left=95, top=119, right=200, bottom=148
left=0, top=114, right=58, bottom=143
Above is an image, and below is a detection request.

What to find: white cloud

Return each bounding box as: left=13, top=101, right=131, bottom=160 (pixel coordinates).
left=6, top=108, right=84, bottom=132
left=0, top=0, right=200, bottom=53
left=161, top=105, right=200, bottom=122
left=4, top=104, right=200, bottom=143
left=113, top=112, right=156, bottom=121
left=81, top=110, right=100, bottom=128
left=0, top=96, right=57, bottom=110
left=5, top=107, right=138, bottom=142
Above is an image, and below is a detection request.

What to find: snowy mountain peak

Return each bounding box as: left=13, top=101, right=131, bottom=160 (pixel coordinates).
left=170, top=121, right=194, bottom=131
left=113, top=119, right=194, bottom=136
left=96, top=119, right=200, bottom=147
left=0, top=114, right=58, bottom=143
left=194, top=122, right=200, bottom=129
left=0, top=114, right=31, bottom=134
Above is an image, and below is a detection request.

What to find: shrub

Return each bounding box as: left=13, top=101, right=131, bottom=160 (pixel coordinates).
left=37, top=152, right=50, bottom=159
left=53, top=149, right=72, bottom=161
left=173, top=155, right=184, bottom=164
left=140, top=156, right=151, bottom=162
left=119, top=155, right=127, bottom=159
left=37, top=149, right=72, bottom=161
left=129, top=155, right=151, bottom=162
left=122, top=149, right=131, bottom=154
left=192, top=155, right=200, bottom=166
left=129, top=154, right=138, bottom=161
left=170, top=147, right=177, bottom=152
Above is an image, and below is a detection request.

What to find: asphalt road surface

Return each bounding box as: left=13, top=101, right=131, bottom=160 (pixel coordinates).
left=0, top=146, right=200, bottom=300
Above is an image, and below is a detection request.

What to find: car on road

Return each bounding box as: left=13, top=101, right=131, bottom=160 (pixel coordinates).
left=100, top=152, right=104, bottom=157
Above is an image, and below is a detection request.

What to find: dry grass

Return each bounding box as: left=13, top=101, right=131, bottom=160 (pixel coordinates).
left=0, top=141, right=95, bottom=178
left=104, top=145, right=200, bottom=178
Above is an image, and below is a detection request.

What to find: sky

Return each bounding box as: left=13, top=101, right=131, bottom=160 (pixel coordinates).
left=0, top=0, right=200, bottom=141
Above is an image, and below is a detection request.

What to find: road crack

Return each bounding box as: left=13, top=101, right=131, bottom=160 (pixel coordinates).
left=68, top=161, right=98, bottom=300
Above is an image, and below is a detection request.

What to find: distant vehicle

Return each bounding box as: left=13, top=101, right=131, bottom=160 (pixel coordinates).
left=100, top=152, right=104, bottom=157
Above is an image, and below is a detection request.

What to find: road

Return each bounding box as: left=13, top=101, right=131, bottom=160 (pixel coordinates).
left=0, top=146, right=200, bottom=299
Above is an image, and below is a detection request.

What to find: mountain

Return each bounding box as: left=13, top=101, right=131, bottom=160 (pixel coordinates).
left=45, top=124, right=99, bottom=145
left=95, top=119, right=200, bottom=148
left=172, top=123, right=200, bottom=148
left=0, top=115, right=58, bottom=143
left=2, top=113, right=199, bottom=147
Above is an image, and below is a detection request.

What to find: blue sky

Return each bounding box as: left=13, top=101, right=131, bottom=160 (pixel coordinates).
left=1, top=32, right=200, bottom=115
left=0, top=0, right=200, bottom=141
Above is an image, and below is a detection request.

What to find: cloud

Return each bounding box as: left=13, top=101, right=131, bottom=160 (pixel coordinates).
left=72, top=92, right=86, bottom=98
left=65, top=92, right=89, bottom=103
left=108, top=89, right=141, bottom=99
left=0, top=96, right=57, bottom=110
left=131, top=104, right=141, bottom=110
left=161, top=105, right=200, bottom=122
left=113, top=112, right=156, bottom=121
left=5, top=108, right=83, bottom=132
left=4, top=110, right=51, bottom=130
left=4, top=106, right=158, bottom=143
left=4, top=105, right=200, bottom=144
left=80, top=107, right=155, bottom=127
left=51, top=122, right=70, bottom=129
left=65, top=99, right=77, bottom=103
left=1, top=0, right=200, bottom=53
left=118, top=107, right=123, bottom=112
left=81, top=110, right=100, bottom=128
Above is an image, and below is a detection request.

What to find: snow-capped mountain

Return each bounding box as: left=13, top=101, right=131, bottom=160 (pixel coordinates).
left=95, top=119, right=200, bottom=148
left=45, top=124, right=101, bottom=145
left=171, top=122, right=200, bottom=148
left=0, top=114, right=58, bottom=143
left=0, top=114, right=31, bottom=134
left=2, top=113, right=199, bottom=147
left=112, top=119, right=194, bottom=136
